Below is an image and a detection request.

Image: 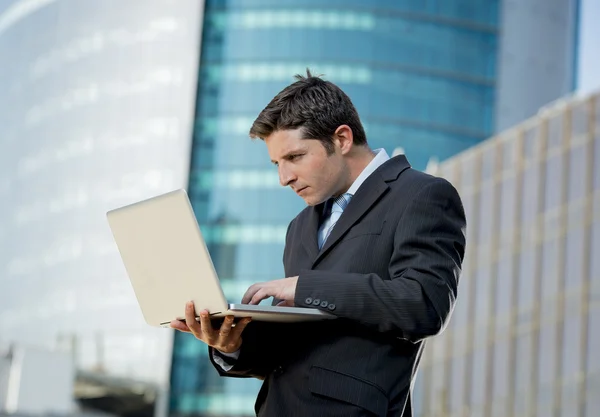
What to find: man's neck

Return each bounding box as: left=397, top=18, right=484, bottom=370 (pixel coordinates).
left=339, top=147, right=376, bottom=195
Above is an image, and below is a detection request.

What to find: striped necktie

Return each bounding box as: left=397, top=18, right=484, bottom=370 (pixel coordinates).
left=319, top=193, right=352, bottom=249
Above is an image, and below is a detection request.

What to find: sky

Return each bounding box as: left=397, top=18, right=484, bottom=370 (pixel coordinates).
left=577, top=0, right=600, bottom=94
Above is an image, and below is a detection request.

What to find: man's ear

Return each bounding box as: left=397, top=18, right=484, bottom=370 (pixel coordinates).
left=333, top=125, right=354, bottom=155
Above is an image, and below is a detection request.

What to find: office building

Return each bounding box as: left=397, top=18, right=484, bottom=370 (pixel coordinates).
left=417, top=89, right=599, bottom=417
left=494, top=0, right=580, bottom=131
left=0, top=0, right=202, bottom=389
left=575, top=0, right=600, bottom=95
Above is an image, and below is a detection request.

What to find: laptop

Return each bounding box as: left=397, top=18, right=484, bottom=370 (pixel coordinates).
left=106, top=188, right=336, bottom=328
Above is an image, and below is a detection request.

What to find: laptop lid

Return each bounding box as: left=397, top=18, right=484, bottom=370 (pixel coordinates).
left=106, top=189, right=229, bottom=327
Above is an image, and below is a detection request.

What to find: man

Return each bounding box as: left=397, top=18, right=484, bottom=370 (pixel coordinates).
left=170, top=70, right=466, bottom=416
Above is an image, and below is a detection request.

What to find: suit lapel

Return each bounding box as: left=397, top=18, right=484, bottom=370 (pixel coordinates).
left=301, top=200, right=326, bottom=261
left=311, top=154, right=411, bottom=267
left=300, top=154, right=411, bottom=267
left=312, top=173, right=389, bottom=267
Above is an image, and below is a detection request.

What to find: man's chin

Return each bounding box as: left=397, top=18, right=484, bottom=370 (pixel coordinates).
left=299, top=194, right=315, bottom=206
left=302, top=197, right=314, bottom=206
left=302, top=195, right=327, bottom=206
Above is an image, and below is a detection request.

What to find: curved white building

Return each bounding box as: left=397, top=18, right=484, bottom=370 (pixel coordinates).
left=0, top=0, right=202, bottom=385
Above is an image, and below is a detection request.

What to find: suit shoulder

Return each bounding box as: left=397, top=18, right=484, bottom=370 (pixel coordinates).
left=401, top=167, right=445, bottom=185
left=391, top=167, right=455, bottom=193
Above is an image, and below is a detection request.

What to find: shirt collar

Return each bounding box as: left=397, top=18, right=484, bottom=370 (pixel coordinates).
left=345, top=148, right=390, bottom=196
left=321, top=148, right=390, bottom=216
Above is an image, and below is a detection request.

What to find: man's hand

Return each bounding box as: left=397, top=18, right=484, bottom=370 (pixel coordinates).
left=241, top=276, right=299, bottom=306
left=169, top=301, right=251, bottom=354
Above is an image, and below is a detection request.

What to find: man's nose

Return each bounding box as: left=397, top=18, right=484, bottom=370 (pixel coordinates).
left=278, top=166, right=296, bottom=187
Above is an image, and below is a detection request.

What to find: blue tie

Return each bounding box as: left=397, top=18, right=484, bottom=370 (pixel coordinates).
left=319, top=193, right=352, bottom=249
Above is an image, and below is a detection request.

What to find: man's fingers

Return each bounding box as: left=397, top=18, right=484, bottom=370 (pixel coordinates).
left=241, top=284, right=260, bottom=304
left=216, top=316, right=235, bottom=344
left=250, top=288, right=268, bottom=305
left=242, top=283, right=273, bottom=304
left=219, top=316, right=234, bottom=337
left=198, top=309, right=215, bottom=343
left=170, top=320, right=191, bottom=332
left=231, top=317, right=252, bottom=339
left=184, top=301, right=202, bottom=336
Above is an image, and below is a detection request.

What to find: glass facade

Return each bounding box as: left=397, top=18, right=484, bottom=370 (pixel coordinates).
left=0, top=0, right=202, bottom=386
left=417, top=90, right=600, bottom=416
left=169, top=0, right=500, bottom=415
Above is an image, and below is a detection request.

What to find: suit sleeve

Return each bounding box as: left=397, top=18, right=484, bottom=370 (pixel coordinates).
left=293, top=178, right=466, bottom=342
left=208, top=220, right=296, bottom=379
left=208, top=321, right=285, bottom=379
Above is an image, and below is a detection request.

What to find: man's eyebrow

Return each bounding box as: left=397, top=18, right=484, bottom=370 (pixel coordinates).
left=271, top=149, right=305, bottom=164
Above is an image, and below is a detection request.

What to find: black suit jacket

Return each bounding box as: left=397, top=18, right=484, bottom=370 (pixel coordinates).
left=210, top=155, right=466, bottom=416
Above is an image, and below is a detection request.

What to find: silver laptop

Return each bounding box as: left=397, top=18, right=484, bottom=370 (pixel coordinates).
left=106, top=189, right=336, bottom=327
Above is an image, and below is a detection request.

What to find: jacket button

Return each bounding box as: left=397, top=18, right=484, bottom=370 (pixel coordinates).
left=304, top=297, right=313, bottom=305
left=320, top=300, right=328, bottom=308
left=274, top=366, right=284, bottom=375
left=327, top=303, right=336, bottom=311
left=312, top=298, right=321, bottom=306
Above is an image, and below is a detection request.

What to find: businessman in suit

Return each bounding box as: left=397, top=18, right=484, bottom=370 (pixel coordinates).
left=170, top=70, right=466, bottom=416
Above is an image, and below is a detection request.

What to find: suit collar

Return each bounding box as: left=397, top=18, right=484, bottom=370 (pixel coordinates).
left=346, top=148, right=390, bottom=196
left=377, top=154, right=411, bottom=182
left=300, top=154, right=412, bottom=266
left=313, top=173, right=388, bottom=265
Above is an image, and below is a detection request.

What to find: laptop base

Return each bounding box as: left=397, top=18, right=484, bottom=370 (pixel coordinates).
left=160, top=304, right=336, bottom=327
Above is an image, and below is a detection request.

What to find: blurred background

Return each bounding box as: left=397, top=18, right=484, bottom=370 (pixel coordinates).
left=0, top=0, right=598, bottom=416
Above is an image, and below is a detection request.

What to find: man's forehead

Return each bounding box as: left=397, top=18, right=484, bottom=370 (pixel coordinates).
left=267, top=128, right=304, bottom=143
left=266, top=130, right=308, bottom=153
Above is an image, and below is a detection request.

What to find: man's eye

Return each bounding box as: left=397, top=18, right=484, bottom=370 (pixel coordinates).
left=289, top=154, right=301, bottom=161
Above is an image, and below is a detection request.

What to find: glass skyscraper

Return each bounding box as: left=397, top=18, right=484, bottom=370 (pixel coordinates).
left=169, top=0, right=501, bottom=415
left=419, top=89, right=599, bottom=417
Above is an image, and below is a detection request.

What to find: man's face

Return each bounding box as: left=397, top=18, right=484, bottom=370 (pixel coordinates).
left=265, top=129, right=347, bottom=206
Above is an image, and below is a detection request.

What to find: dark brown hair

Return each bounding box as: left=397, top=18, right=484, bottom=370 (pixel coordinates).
left=248, top=69, right=367, bottom=154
